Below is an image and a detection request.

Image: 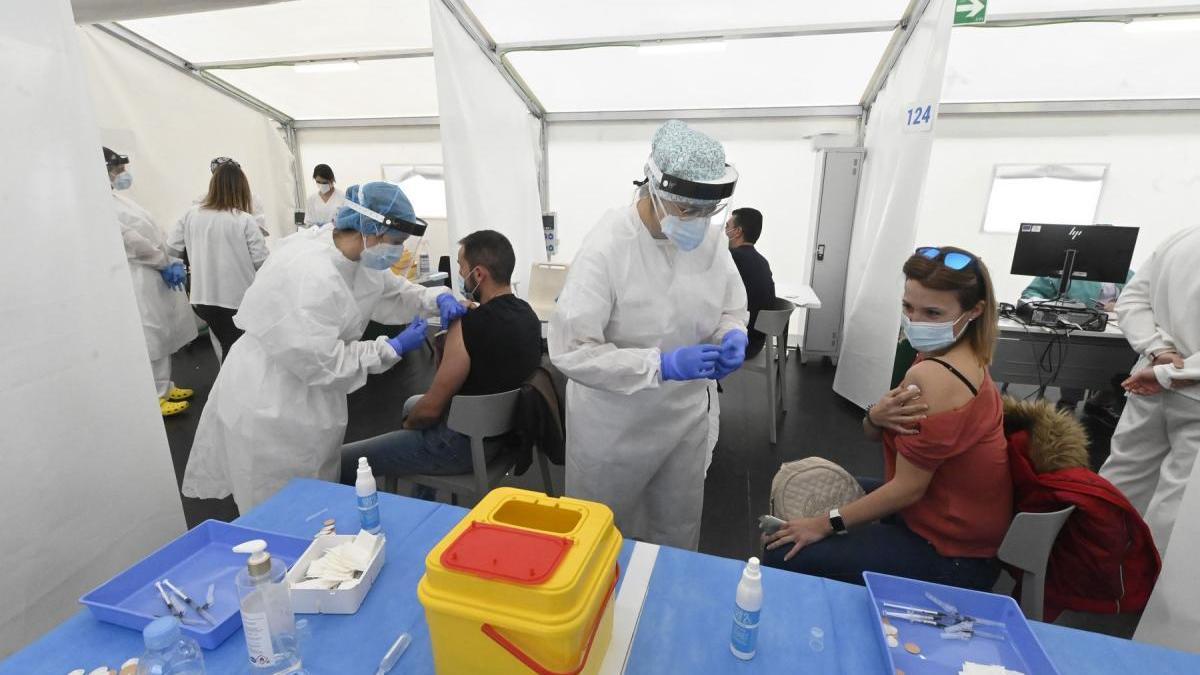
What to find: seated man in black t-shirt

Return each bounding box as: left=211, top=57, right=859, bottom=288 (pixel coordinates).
left=725, top=208, right=775, bottom=359
left=339, top=230, right=543, bottom=490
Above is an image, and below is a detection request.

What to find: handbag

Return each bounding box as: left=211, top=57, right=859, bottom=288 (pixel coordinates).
left=769, top=457, right=865, bottom=520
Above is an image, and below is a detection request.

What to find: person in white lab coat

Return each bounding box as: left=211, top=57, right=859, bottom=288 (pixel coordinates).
left=169, top=162, right=269, bottom=360
left=548, top=120, right=749, bottom=550
left=303, top=163, right=345, bottom=228
left=181, top=181, right=468, bottom=513
left=104, top=147, right=198, bottom=416
left=1100, top=224, right=1200, bottom=555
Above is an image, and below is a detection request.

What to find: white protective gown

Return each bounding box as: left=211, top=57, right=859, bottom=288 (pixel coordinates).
left=549, top=205, right=748, bottom=550
left=113, top=193, right=198, bottom=360
left=168, top=205, right=269, bottom=309
left=181, top=227, right=445, bottom=512
left=304, top=188, right=346, bottom=228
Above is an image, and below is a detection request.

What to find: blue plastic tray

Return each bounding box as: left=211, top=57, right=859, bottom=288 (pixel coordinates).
left=80, top=520, right=310, bottom=649
left=864, top=572, right=1060, bottom=675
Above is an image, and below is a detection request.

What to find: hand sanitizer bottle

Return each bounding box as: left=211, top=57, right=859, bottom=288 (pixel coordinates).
left=730, top=556, right=763, bottom=660
left=356, top=457, right=382, bottom=534
left=233, top=540, right=302, bottom=674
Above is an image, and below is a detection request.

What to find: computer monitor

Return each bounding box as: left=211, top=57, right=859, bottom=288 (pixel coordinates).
left=1011, top=223, right=1139, bottom=298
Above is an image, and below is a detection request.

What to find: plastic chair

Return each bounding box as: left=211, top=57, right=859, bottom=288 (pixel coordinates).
left=404, top=389, right=553, bottom=505
left=740, top=298, right=796, bottom=444
left=994, top=505, right=1076, bottom=621
left=528, top=262, right=570, bottom=322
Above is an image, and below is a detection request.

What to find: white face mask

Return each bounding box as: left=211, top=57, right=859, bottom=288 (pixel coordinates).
left=317, top=182, right=333, bottom=194
left=901, top=313, right=971, bottom=353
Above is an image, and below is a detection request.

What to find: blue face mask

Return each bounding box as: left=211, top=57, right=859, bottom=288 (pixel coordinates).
left=361, top=242, right=404, bottom=270
left=660, top=214, right=709, bottom=252
left=112, top=170, right=132, bottom=191
left=901, top=313, right=970, bottom=353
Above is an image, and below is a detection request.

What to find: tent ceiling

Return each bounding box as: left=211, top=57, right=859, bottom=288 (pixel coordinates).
left=509, top=33, right=893, bottom=113
left=98, top=0, right=1200, bottom=123
left=121, top=0, right=431, bottom=64
left=210, top=57, right=439, bottom=119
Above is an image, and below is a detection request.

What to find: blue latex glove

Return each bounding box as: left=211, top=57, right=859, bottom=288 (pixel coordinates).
left=712, top=330, right=748, bottom=380
left=661, top=344, right=722, bottom=382
left=387, top=316, right=429, bottom=356
left=160, top=261, right=186, bottom=290
left=437, top=293, right=467, bottom=327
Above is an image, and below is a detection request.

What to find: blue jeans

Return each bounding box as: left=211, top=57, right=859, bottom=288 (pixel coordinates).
left=339, top=396, right=478, bottom=499
left=762, top=477, right=1001, bottom=591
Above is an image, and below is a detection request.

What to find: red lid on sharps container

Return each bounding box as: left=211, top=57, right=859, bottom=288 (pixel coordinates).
left=440, top=522, right=573, bottom=585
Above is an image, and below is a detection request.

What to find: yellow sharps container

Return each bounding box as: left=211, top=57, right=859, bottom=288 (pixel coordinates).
left=418, top=487, right=622, bottom=675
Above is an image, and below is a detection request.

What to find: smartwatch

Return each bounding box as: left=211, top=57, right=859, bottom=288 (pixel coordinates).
left=828, top=508, right=847, bottom=535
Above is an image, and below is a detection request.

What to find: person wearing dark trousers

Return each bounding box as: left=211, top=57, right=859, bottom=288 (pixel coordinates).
left=725, top=208, right=775, bottom=359
left=168, top=161, right=268, bottom=361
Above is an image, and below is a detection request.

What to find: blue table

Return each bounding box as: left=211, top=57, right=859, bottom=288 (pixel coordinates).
left=4, top=480, right=1197, bottom=674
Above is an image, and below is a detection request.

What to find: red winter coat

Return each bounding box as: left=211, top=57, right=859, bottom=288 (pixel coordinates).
left=1006, top=428, right=1161, bottom=621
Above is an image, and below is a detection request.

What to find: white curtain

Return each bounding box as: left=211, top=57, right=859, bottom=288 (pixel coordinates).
left=833, top=0, right=955, bottom=408
left=78, top=26, right=297, bottom=241
left=429, top=0, right=546, bottom=295
left=1135, top=456, right=1200, bottom=654
left=0, top=0, right=186, bottom=656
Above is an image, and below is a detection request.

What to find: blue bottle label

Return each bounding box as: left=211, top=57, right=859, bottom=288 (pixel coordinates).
left=731, top=607, right=760, bottom=655
left=357, top=493, right=380, bottom=532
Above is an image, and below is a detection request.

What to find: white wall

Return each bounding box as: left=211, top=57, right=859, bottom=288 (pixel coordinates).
left=917, top=112, right=1200, bottom=303
left=547, top=117, right=859, bottom=334
left=296, top=126, right=453, bottom=269
left=1, top=0, right=185, bottom=656
left=78, top=26, right=296, bottom=240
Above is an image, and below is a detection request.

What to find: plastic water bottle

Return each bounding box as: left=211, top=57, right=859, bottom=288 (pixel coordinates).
left=730, top=557, right=763, bottom=660
left=137, top=616, right=205, bottom=675
left=356, top=457, right=382, bottom=534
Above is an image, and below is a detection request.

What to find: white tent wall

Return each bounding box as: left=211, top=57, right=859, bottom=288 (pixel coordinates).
left=833, top=0, right=955, bottom=409
left=546, top=117, right=859, bottom=339
left=295, top=125, right=452, bottom=268
left=0, top=0, right=185, bottom=657
left=77, top=26, right=297, bottom=240
left=916, top=112, right=1200, bottom=304
left=430, top=0, right=547, bottom=297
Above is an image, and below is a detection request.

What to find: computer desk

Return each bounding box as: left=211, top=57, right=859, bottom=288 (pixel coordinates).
left=990, top=316, right=1138, bottom=394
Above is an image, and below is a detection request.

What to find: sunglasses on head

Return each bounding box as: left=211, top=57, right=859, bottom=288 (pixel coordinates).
left=916, top=247, right=978, bottom=271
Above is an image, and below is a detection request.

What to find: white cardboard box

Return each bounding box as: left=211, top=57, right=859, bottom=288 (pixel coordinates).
left=286, top=534, right=386, bottom=614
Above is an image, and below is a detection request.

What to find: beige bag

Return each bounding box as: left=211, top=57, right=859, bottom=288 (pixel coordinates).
left=770, top=457, right=866, bottom=520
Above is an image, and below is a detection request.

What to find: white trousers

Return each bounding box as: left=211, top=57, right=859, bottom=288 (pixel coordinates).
left=1100, top=390, right=1200, bottom=555
left=151, top=356, right=173, bottom=399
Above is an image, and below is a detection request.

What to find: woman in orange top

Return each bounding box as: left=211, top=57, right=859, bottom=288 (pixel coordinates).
left=764, top=246, right=1012, bottom=590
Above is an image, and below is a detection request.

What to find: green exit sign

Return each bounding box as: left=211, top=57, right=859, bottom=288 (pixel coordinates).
left=955, top=0, right=987, bottom=25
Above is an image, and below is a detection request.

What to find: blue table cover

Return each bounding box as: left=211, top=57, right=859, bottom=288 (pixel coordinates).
left=3, top=479, right=1196, bottom=674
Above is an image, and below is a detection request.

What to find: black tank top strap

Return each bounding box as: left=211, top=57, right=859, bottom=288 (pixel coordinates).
left=925, top=357, right=979, bottom=397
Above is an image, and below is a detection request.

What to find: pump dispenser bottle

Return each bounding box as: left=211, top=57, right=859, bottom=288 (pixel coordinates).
left=233, top=540, right=302, bottom=673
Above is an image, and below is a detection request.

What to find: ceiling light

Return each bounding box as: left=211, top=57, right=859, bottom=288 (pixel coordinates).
left=293, top=60, right=360, bottom=74
left=637, top=40, right=726, bottom=57
left=1124, top=16, right=1200, bottom=33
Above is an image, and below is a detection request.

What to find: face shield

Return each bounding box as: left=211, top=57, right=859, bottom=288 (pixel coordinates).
left=340, top=198, right=428, bottom=273
left=644, top=157, right=738, bottom=251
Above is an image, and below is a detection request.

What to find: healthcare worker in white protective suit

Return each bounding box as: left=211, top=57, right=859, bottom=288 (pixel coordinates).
left=182, top=181, right=468, bottom=512
left=1100, top=224, right=1200, bottom=556
left=549, top=120, right=750, bottom=550
left=104, top=147, right=198, bottom=417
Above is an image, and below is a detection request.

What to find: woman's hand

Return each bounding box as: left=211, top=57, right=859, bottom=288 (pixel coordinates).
left=867, top=384, right=928, bottom=436
left=1123, top=368, right=1163, bottom=396
left=763, top=516, right=832, bottom=562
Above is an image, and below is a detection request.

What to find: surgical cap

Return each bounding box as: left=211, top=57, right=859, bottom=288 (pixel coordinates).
left=335, top=182, right=418, bottom=236
left=650, top=120, right=726, bottom=182
left=103, top=147, right=128, bottom=168
left=210, top=156, right=240, bottom=172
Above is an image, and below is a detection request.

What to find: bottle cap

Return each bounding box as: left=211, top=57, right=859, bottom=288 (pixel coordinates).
left=358, top=457, right=371, bottom=473
left=143, top=616, right=181, bottom=651
left=744, top=556, right=761, bottom=579
left=233, top=539, right=272, bottom=576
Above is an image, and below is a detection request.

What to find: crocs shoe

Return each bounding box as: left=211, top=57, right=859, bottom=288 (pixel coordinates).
left=160, top=398, right=189, bottom=417
left=167, top=386, right=194, bottom=402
